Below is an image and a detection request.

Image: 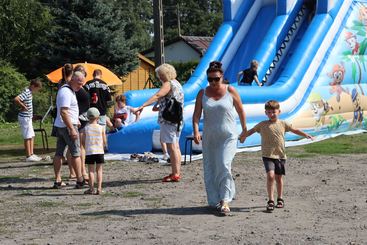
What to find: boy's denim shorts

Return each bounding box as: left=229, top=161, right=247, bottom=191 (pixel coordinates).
left=262, top=157, right=286, bottom=175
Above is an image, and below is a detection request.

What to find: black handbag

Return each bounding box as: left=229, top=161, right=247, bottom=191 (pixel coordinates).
left=162, top=97, right=183, bottom=131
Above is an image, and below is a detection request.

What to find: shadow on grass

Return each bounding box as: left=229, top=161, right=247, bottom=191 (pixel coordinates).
left=0, top=186, right=53, bottom=191
left=103, top=179, right=162, bottom=188
left=81, top=206, right=259, bottom=217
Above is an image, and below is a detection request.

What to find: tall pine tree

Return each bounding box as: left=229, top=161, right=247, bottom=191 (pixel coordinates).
left=41, top=0, right=138, bottom=76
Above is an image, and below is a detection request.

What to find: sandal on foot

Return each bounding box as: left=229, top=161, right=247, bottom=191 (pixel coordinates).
left=266, top=200, right=275, bottom=212
left=220, top=202, right=231, bottom=216
left=52, top=181, right=66, bottom=189
left=276, top=198, right=284, bottom=208
left=84, top=189, right=94, bottom=195
left=162, top=174, right=181, bottom=182
left=94, top=189, right=104, bottom=195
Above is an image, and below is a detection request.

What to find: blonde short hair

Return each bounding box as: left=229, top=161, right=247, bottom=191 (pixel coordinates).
left=155, top=63, right=177, bottom=82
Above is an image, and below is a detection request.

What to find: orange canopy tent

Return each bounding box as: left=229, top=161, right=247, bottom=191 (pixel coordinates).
left=46, top=63, right=122, bottom=86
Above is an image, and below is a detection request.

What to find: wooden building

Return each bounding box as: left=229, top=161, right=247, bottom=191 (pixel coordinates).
left=115, top=53, right=155, bottom=95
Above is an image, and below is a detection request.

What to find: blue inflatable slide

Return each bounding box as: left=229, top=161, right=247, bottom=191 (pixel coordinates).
left=109, top=0, right=367, bottom=153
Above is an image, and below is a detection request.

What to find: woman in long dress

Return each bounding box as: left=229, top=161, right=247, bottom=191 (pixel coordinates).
left=192, top=61, right=247, bottom=215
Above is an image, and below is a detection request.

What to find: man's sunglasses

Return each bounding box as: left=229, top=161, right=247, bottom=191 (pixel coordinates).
left=207, top=76, right=221, bottom=82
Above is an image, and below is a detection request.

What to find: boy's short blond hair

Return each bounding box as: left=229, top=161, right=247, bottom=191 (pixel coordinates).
left=265, top=100, right=280, bottom=110
left=155, top=63, right=177, bottom=82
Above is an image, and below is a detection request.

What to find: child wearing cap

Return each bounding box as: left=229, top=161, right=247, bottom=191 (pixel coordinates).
left=81, top=107, right=107, bottom=195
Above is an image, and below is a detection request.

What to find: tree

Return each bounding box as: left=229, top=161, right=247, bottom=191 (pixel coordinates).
left=0, top=0, right=52, bottom=78
left=162, top=0, right=222, bottom=41
left=0, top=60, right=28, bottom=122
left=108, top=0, right=153, bottom=51
left=41, top=0, right=138, bottom=76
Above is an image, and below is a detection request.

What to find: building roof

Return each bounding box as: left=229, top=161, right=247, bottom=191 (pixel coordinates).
left=142, top=35, right=213, bottom=57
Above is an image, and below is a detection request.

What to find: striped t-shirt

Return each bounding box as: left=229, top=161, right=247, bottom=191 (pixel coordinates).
left=84, top=123, right=105, bottom=155
left=18, top=87, right=33, bottom=118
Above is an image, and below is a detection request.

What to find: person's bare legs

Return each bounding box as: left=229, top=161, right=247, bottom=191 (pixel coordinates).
left=79, top=132, right=88, bottom=180
left=66, top=150, right=76, bottom=179
left=71, top=156, right=83, bottom=182
left=53, top=155, right=63, bottom=183
left=30, top=137, right=34, bottom=156
left=267, top=171, right=275, bottom=201
left=275, top=174, right=283, bottom=199
left=24, top=138, right=32, bottom=157
left=96, top=164, right=103, bottom=192
left=167, top=142, right=181, bottom=176
left=88, top=164, right=95, bottom=191
left=161, top=142, right=168, bottom=155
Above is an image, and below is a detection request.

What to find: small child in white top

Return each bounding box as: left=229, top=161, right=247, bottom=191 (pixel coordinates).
left=113, top=95, right=140, bottom=130
left=82, top=107, right=107, bottom=195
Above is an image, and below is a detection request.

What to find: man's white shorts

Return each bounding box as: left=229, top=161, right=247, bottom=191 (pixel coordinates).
left=18, top=116, right=35, bottom=139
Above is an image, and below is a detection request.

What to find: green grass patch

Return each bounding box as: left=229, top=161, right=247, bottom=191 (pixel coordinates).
left=0, top=122, right=56, bottom=161
left=37, top=200, right=62, bottom=208
left=122, top=191, right=145, bottom=198
left=303, top=134, right=367, bottom=154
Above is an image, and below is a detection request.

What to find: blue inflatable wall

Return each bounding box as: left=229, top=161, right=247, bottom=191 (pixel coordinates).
left=108, top=0, right=367, bottom=154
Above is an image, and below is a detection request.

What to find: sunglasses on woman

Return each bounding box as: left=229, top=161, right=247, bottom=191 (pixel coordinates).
left=207, top=76, right=221, bottom=82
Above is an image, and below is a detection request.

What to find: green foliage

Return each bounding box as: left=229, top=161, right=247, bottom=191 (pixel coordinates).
left=0, top=0, right=52, bottom=78
left=41, top=0, right=139, bottom=76
left=0, top=61, right=28, bottom=122
left=163, top=0, right=222, bottom=41
left=109, top=0, right=153, bottom=51
left=171, top=61, right=199, bottom=84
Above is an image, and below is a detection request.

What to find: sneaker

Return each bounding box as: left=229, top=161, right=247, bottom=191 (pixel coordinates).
left=32, top=154, right=42, bottom=161
left=162, top=154, right=169, bottom=161
left=26, top=155, right=41, bottom=162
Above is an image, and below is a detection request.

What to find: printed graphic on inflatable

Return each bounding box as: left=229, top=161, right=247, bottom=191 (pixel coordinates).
left=291, top=3, right=367, bottom=134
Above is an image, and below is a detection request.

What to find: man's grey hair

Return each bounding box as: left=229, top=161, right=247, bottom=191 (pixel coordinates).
left=72, top=71, right=85, bottom=81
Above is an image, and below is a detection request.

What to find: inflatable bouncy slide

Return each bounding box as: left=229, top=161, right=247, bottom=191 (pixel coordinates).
left=108, top=0, right=367, bottom=153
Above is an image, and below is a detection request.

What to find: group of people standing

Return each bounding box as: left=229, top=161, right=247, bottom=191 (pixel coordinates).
left=15, top=60, right=313, bottom=215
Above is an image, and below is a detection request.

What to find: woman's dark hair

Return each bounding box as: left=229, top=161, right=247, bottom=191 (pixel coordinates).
left=62, top=63, right=73, bottom=81
left=206, top=61, right=223, bottom=74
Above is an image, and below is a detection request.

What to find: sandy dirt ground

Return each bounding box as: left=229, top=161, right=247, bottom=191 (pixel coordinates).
left=0, top=151, right=366, bottom=245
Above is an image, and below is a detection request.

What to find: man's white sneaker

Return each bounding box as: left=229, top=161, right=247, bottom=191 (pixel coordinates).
left=26, top=155, right=41, bottom=162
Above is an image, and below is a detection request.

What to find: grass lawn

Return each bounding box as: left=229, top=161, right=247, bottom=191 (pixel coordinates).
left=0, top=122, right=56, bottom=161
left=0, top=123, right=366, bottom=162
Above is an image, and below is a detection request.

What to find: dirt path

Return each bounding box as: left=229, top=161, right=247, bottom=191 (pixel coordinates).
left=0, top=152, right=366, bottom=244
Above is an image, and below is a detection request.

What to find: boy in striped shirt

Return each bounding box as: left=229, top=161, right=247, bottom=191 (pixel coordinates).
left=14, top=79, right=42, bottom=162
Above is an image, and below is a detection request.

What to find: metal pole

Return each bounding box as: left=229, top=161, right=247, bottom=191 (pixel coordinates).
left=153, top=0, right=165, bottom=67
left=177, top=4, right=181, bottom=37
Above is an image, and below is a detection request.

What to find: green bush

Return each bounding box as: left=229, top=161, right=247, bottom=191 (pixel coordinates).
left=171, top=61, right=199, bottom=84
left=0, top=61, right=28, bottom=122
left=0, top=61, right=52, bottom=122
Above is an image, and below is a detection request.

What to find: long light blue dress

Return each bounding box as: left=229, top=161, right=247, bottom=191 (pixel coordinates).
left=202, top=87, right=237, bottom=207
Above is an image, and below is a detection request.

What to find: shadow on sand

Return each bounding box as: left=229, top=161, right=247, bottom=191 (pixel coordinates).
left=80, top=205, right=266, bottom=217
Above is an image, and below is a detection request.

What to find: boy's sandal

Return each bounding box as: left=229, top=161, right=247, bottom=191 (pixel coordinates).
left=276, top=198, right=284, bottom=208
left=162, top=174, right=181, bottom=182
left=220, top=202, right=231, bottom=216
left=266, top=200, right=275, bottom=212
left=84, top=189, right=94, bottom=195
